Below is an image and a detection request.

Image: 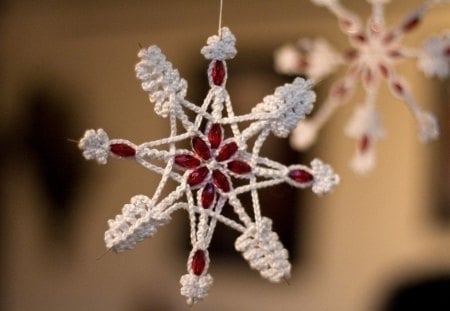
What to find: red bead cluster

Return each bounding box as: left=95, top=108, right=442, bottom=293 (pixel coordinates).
left=174, top=123, right=252, bottom=209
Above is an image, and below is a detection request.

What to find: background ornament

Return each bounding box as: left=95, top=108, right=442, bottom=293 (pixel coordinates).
left=275, top=0, right=449, bottom=174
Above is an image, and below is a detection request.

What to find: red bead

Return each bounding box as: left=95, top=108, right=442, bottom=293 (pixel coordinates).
left=402, top=14, right=421, bottom=32
left=339, top=18, right=353, bottom=31
left=331, top=82, right=348, bottom=98
left=191, top=250, right=206, bottom=276
left=192, top=137, right=211, bottom=160
left=392, top=81, right=404, bottom=95
left=344, top=49, right=359, bottom=62
left=388, top=50, right=403, bottom=58
left=201, top=183, right=215, bottom=209
left=110, top=143, right=136, bottom=157
left=297, top=58, right=309, bottom=72
left=444, top=47, right=450, bottom=57
left=212, top=60, right=225, bottom=86
left=288, top=169, right=314, bottom=184
left=378, top=63, right=389, bottom=78
left=359, top=135, right=370, bottom=153
left=383, top=32, right=396, bottom=45
left=208, top=123, right=222, bottom=149
left=175, top=154, right=201, bottom=169
left=187, top=166, right=209, bottom=187
left=227, top=160, right=251, bottom=175
left=352, top=34, right=367, bottom=44
left=216, top=142, right=238, bottom=162
left=212, top=169, right=231, bottom=193
left=364, top=68, right=373, bottom=85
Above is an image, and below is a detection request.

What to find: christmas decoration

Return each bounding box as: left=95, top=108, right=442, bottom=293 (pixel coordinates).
left=79, top=27, right=339, bottom=304
left=275, top=0, right=449, bottom=174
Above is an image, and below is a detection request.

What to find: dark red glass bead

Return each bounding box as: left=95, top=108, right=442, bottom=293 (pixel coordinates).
left=297, top=58, right=309, bottom=71
left=288, top=169, right=314, bottom=184
left=331, top=82, right=348, bottom=98
left=192, top=137, right=211, bottom=160
left=344, top=49, right=359, bottom=62
left=208, top=123, right=222, bottom=149
left=402, top=14, right=421, bottom=32
left=187, top=166, right=209, bottom=187
left=227, top=160, right=252, bottom=175
left=212, top=60, right=225, bottom=86
left=383, top=32, right=396, bottom=45
left=216, top=142, right=238, bottom=162
left=378, top=63, right=389, bottom=78
left=352, top=34, right=367, bottom=43
left=392, top=81, right=404, bottom=95
left=201, top=183, right=215, bottom=209
left=191, top=250, right=206, bottom=276
left=444, top=47, right=450, bottom=57
left=359, top=135, right=370, bottom=153
left=174, top=154, right=201, bottom=169
left=364, top=68, right=373, bottom=85
left=212, top=169, right=231, bottom=193
left=110, top=143, right=136, bottom=157
left=388, top=50, right=403, bottom=58
left=339, top=18, right=353, bottom=31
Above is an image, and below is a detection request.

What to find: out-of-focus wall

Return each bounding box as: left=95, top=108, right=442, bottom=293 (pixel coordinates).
left=1, top=1, right=449, bottom=310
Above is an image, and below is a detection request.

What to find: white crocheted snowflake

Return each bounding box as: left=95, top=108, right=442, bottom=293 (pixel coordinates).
left=275, top=0, right=448, bottom=174
left=79, top=27, right=339, bottom=305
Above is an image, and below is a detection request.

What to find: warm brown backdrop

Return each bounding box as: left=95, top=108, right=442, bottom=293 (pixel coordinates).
left=1, top=1, right=449, bottom=310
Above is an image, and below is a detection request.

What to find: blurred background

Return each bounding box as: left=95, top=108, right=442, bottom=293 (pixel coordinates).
left=1, top=0, right=449, bottom=310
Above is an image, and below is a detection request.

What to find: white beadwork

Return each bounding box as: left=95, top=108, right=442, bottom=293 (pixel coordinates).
left=276, top=0, right=445, bottom=174
left=136, top=46, right=187, bottom=117
left=417, top=111, right=439, bottom=143
left=252, top=78, right=315, bottom=138
left=418, top=32, right=450, bottom=79
left=80, top=27, right=339, bottom=304
left=104, top=195, right=171, bottom=252
left=235, top=217, right=291, bottom=283
left=275, top=38, right=341, bottom=81
left=310, top=159, right=341, bottom=194
left=201, top=27, right=237, bottom=60
left=180, top=274, right=213, bottom=305
left=345, top=104, right=385, bottom=174
left=78, top=129, right=110, bottom=165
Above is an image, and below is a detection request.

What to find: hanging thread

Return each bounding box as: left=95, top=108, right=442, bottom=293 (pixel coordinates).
left=218, top=0, right=224, bottom=38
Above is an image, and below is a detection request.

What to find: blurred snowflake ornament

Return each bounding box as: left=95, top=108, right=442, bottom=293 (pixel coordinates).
left=79, top=27, right=339, bottom=304
left=275, top=0, right=449, bottom=174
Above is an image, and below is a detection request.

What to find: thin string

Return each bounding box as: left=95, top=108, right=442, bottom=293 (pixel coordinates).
left=218, top=0, right=223, bottom=38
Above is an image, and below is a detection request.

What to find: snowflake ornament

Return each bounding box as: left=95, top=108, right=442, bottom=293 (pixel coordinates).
left=275, top=0, right=449, bottom=174
left=79, top=27, right=339, bottom=304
